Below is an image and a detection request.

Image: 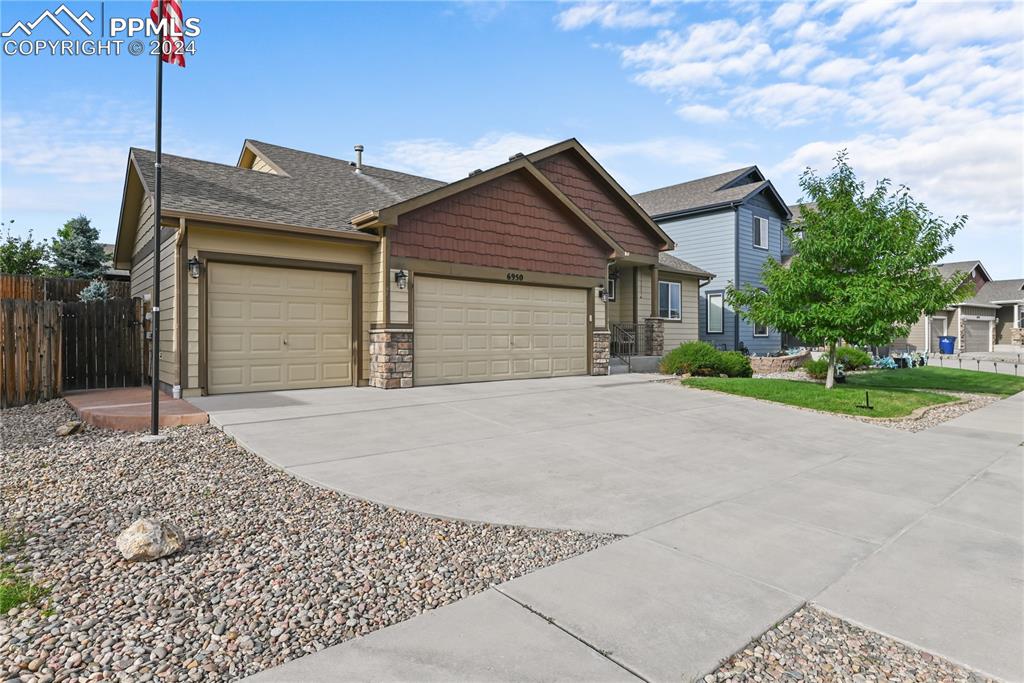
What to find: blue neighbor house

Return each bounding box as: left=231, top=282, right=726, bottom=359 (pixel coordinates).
left=634, top=167, right=792, bottom=355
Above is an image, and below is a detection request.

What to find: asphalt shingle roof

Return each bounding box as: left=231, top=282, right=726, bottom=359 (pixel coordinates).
left=935, top=260, right=983, bottom=280
left=965, top=279, right=1024, bottom=305
left=131, top=141, right=446, bottom=232
left=658, top=253, right=714, bottom=278
left=633, top=167, right=764, bottom=217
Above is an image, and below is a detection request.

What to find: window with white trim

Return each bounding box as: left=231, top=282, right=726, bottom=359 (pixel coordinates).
left=753, top=216, right=769, bottom=249
left=753, top=321, right=769, bottom=337
left=606, top=277, right=617, bottom=302
left=707, top=292, right=724, bottom=333
left=1016, top=304, right=1023, bottom=329
left=658, top=281, right=681, bottom=320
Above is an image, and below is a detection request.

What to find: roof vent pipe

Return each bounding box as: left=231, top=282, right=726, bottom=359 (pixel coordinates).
left=354, top=144, right=364, bottom=172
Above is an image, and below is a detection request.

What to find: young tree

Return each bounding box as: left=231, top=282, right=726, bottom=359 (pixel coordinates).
left=50, top=215, right=109, bottom=278
left=727, top=152, right=968, bottom=388
left=0, top=222, right=49, bottom=275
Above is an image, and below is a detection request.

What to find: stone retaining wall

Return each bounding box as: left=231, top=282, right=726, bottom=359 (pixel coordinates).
left=749, top=349, right=810, bottom=373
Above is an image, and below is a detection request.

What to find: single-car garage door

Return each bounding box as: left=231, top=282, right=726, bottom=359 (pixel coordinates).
left=414, top=277, right=588, bottom=386
left=962, top=319, right=991, bottom=353
left=207, top=262, right=353, bottom=394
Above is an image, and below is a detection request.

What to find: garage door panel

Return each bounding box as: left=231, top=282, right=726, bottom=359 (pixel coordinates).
left=962, top=320, right=990, bottom=352
left=207, top=263, right=353, bottom=394
left=414, top=277, right=588, bottom=386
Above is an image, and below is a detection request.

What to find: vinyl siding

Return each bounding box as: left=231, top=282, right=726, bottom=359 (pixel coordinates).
left=187, top=226, right=379, bottom=389
left=129, top=196, right=178, bottom=385
left=656, top=209, right=735, bottom=347
left=660, top=273, right=700, bottom=350
left=637, top=266, right=653, bottom=321
left=594, top=288, right=606, bottom=329
left=389, top=269, right=409, bottom=325
left=609, top=267, right=635, bottom=324
left=737, top=194, right=784, bottom=355
left=250, top=155, right=278, bottom=174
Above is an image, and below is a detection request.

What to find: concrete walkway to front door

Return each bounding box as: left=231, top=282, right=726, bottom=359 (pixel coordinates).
left=191, top=378, right=1024, bottom=682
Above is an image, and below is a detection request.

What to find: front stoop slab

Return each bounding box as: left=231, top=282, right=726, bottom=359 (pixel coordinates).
left=244, top=589, right=635, bottom=682
left=64, top=388, right=208, bottom=432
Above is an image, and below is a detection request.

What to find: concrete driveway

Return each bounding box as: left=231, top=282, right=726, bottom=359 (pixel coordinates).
left=193, top=377, right=1024, bottom=682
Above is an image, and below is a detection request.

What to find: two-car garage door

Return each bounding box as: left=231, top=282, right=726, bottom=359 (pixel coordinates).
left=207, top=263, right=353, bottom=394
left=414, top=277, right=588, bottom=386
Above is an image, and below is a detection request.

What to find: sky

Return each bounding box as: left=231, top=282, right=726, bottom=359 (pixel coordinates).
left=1, top=0, right=1021, bottom=278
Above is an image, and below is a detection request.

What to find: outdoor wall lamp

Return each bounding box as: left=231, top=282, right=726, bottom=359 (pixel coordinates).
left=394, top=269, right=409, bottom=290
left=598, top=285, right=608, bottom=302
left=187, top=257, right=202, bottom=279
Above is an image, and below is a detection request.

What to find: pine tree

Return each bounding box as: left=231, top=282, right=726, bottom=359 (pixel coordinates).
left=50, top=215, right=109, bottom=278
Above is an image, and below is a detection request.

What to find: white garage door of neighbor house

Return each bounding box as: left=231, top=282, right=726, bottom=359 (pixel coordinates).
left=414, top=277, right=588, bottom=386
left=206, top=262, right=353, bottom=394
left=962, top=319, right=991, bottom=353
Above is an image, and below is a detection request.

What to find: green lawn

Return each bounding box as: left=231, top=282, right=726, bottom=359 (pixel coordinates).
left=846, top=366, right=1024, bottom=396
left=681, top=377, right=957, bottom=418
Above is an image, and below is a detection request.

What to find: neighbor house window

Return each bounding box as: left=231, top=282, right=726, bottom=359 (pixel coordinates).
left=753, top=216, right=769, bottom=249
left=606, top=277, right=617, bottom=302
left=754, top=322, right=769, bottom=337
left=707, top=292, right=724, bottom=333
left=659, top=281, right=681, bottom=320
left=1017, top=304, right=1023, bottom=328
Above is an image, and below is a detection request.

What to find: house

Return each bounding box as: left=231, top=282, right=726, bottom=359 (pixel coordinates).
left=113, top=138, right=709, bottom=396
left=895, top=260, right=1023, bottom=353
left=101, top=244, right=130, bottom=282
left=633, top=166, right=791, bottom=354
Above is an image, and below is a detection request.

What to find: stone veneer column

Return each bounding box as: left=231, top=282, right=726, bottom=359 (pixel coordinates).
left=592, top=330, right=610, bottom=375
left=369, top=328, right=414, bottom=389
left=644, top=318, right=664, bottom=356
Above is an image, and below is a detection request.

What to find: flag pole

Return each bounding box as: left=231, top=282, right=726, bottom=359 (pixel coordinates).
left=150, top=0, right=164, bottom=435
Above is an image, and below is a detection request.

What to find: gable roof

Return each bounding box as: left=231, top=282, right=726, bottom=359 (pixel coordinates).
left=787, top=202, right=816, bottom=223
left=935, top=260, right=990, bottom=282
left=658, top=252, right=714, bottom=278
left=116, top=138, right=672, bottom=266
left=129, top=142, right=445, bottom=234
left=634, top=166, right=792, bottom=221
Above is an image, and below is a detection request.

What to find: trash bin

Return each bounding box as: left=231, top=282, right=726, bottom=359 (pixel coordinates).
left=938, top=335, right=956, bottom=354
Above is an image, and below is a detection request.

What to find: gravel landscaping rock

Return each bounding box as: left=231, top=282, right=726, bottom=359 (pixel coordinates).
left=708, top=605, right=994, bottom=682
left=0, top=400, right=616, bottom=682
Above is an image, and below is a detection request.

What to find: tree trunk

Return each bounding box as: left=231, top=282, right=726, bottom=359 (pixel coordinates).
left=825, top=341, right=838, bottom=389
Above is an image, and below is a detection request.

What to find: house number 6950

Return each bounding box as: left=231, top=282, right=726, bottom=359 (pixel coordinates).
left=506, top=272, right=524, bottom=281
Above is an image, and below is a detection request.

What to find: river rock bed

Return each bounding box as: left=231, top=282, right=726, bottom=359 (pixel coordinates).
left=0, top=400, right=616, bottom=682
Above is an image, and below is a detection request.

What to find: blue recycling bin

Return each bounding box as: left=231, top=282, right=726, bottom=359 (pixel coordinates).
left=938, top=335, right=956, bottom=354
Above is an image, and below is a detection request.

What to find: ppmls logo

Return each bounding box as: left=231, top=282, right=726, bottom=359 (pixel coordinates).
left=2, top=3, right=94, bottom=37
left=2, top=3, right=201, bottom=58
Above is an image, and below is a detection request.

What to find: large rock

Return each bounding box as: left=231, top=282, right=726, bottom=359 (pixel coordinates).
left=115, top=518, right=184, bottom=562
left=55, top=421, right=83, bottom=437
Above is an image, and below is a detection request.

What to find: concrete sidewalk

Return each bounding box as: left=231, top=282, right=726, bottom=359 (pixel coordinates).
left=238, top=386, right=1022, bottom=682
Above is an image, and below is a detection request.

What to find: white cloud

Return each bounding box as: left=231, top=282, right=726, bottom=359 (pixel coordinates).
left=380, top=133, right=557, bottom=181
left=775, top=113, right=1023, bottom=265
left=807, top=57, right=871, bottom=84
left=676, top=104, right=730, bottom=123
left=556, top=2, right=674, bottom=30
left=769, top=2, right=805, bottom=29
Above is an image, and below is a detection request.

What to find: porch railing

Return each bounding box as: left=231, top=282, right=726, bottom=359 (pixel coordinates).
left=610, top=322, right=655, bottom=371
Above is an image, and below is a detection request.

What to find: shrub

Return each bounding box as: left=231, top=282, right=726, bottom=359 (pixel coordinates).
left=77, top=279, right=109, bottom=302
left=660, top=341, right=722, bottom=376
left=718, top=351, right=753, bottom=378
left=836, top=346, right=872, bottom=370
left=804, top=357, right=829, bottom=380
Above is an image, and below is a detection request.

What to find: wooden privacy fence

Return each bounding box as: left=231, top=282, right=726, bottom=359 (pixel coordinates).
left=1, top=298, right=146, bottom=408
left=0, top=274, right=131, bottom=302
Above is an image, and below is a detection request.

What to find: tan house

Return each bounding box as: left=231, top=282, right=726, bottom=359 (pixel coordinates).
left=113, top=138, right=711, bottom=396
left=895, top=260, right=1024, bottom=354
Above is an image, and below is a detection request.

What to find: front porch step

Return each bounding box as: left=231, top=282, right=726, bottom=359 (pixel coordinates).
left=609, top=356, right=662, bottom=374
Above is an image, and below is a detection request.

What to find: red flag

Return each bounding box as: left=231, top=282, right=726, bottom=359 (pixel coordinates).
left=150, top=0, right=186, bottom=67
